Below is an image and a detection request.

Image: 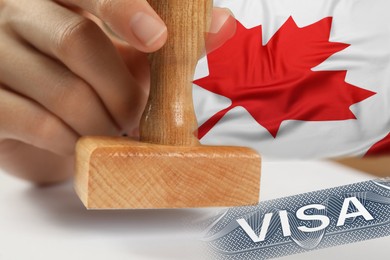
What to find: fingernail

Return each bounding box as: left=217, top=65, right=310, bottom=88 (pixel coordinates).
left=130, top=12, right=167, bottom=47
left=209, top=8, right=234, bottom=33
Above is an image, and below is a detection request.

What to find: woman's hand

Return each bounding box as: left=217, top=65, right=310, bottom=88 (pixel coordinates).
left=0, top=0, right=235, bottom=184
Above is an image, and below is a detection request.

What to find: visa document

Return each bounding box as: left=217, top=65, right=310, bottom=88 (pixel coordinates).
left=201, top=178, right=390, bottom=259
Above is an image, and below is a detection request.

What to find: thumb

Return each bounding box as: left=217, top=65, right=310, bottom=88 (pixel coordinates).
left=57, top=0, right=168, bottom=53
left=206, top=8, right=237, bottom=54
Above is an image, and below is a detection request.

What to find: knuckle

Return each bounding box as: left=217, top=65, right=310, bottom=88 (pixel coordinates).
left=53, top=18, right=98, bottom=57
left=54, top=77, right=99, bottom=123
left=54, top=78, right=111, bottom=135
left=55, top=77, right=95, bottom=113
left=30, top=112, right=61, bottom=141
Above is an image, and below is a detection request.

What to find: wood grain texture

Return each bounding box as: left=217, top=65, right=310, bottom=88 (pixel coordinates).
left=140, top=0, right=212, bottom=146
left=75, top=137, right=261, bottom=209
left=74, top=0, right=262, bottom=209
left=335, top=156, right=390, bottom=177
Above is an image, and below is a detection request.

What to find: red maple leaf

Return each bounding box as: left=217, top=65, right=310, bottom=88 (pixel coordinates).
left=194, top=17, right=376, bottom=138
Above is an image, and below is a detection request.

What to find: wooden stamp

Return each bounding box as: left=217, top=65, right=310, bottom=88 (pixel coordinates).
left=74, top=0, right=261, bottom=209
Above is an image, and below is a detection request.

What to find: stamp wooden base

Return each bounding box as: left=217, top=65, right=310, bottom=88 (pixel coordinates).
left=74, top=0, right=262, bottom=209
left=75, top=137, right=261, bottom=209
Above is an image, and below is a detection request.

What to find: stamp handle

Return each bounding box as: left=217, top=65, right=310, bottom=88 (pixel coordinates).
left=140, top=0, right=212, bottom=146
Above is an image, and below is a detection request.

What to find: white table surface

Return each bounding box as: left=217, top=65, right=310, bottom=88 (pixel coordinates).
left=0, top=160, right=389, bottom=260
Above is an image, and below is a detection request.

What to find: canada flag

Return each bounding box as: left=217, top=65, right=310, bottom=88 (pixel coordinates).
left=193, top=0, right=390, bottom=159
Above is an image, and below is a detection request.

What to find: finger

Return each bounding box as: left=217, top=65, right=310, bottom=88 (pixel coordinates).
left=206, top=8, right=237, bottom=54
left=106, top=8, right=236, bottom=137
left=0, top=30, right=119, bottom=137
left=112, top=43, right=149, bottom=138
left=97, top=7, right=236, bottom=82
left=114, top=42, right=150, bottom=94
left=111, top=8, right=236, bottom=76
left=0, top=139, right=73, bottom=185
left=7, top=0, right=147, bottom=133
left=0, top=87, right=78, bottom=156
left=109, top=8, right=237, bottom=96
left=56, top=0, right=167, bottom=52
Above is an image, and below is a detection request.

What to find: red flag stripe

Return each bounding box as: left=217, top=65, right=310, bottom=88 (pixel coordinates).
left=365, top=132, right=390, bottom=156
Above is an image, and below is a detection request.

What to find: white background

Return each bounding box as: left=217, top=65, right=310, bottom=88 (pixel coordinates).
left=1, top=161, right=389, bottom=260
